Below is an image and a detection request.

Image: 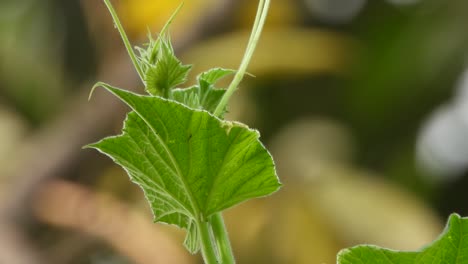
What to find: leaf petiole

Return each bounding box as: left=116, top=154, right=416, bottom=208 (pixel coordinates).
left=211, top=213, right=235, bottom=264
left=209, top=1, right=272, bottom=262
left=197, top=219, right=219, bottom=264
left=103, top=0, right=145, bottom=84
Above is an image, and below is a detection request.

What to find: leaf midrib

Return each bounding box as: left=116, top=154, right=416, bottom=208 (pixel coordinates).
left=99, top=147, right=191, bottom=216
left=204, top=127, right=243, bottom=213
left=128, top=93, right=203, bottom=220
left=143, top=105, right=200, bottom=219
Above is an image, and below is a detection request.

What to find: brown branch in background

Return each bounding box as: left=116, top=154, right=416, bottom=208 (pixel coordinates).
left=33, top=180, right=194, bottom=264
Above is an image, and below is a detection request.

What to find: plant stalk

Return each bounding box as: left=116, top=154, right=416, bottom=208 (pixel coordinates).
left=211, top=213, right=236, bottom=264
left=103, top=0, right=145, bottom=84
left=208, top=1, right=272, bottom=262
left=213, top=0, right=271, bottom=117
left=197, top=220, right=219, bottom=264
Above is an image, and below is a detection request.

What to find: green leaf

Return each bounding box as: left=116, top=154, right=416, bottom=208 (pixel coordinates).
left=198, top=68, right=235, bottom=116
left=87, top=83, right=281, bottom=253
left=198, top=68, right=235, bottom=87
left=171, top=86, right=200, bottom=110
left=139, top=37, right=192, bottom=97
left=198, top=87, right=226, bottom=116
left=171, top=86, right=226, bottom=116
left=170, top=68, right=235, bottom=116
left=337, top=213, right=468, bottom=264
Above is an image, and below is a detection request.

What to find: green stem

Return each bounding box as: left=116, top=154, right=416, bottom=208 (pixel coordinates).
left=103, top=0, right=145, bottom=84
left=209, top=0, right=271, bottom=260
left=160, top=3, right=184, bottom=36
left=243, top=0, right=266, bottom=63
left=197, top=219, right=219, bottom=264
left=213, top=0, right=270, bottom=117
left=211, top=213, right=236, bottom=264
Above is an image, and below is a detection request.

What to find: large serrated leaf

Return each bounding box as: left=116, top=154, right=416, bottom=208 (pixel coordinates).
left=87, top=84, right=281, bottom=252
left=337, top=213, right=468, bottom=264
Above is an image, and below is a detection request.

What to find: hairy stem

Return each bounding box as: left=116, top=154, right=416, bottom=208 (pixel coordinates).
left=208, top=1, right=272, bottom=262
left=213, top=0, right=270, bottom=117
left=211, top=213, right=235, bottom=264
left=103, top=0, right=145, bottom=84
left=197, top=220, right=219, bottom=264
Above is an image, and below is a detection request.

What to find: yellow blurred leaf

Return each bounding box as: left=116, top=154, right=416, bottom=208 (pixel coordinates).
left=182, top=28, right=353, bottom=81
left=235, top=0, right=301, bottom=28
left=310, top=169, right=443, bottom=251
left=117, top=0, right=217, bottom=38
left=270, top=118, right=443, bottom=251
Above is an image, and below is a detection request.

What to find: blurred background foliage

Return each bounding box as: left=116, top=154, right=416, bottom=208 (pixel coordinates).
left=1, top=0, right=468, bottom=263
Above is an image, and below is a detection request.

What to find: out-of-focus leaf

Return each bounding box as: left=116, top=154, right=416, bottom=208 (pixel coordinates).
left=346, top=1, right=468, bottom=155
left=337, top=214, right=468, bottom=264
left=267, top=185, right=342, bottom=264
left=0, top=107, right=27, bottom=161
left=0, top=0, right=64, bottom=124
left=312, top=171, right=442, bottom=251
left=181, top=28, right=353, bottom=80
left=269, top=118, right=442, bottom=251
left=0, top=107, right=28, bottom=198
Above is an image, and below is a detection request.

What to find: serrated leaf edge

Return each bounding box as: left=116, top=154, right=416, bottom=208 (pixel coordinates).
left=89, top=82, right=281, bottom=216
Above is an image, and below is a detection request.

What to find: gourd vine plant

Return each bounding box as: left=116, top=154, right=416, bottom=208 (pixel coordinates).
left=86, top=1, right=468, bottom=264
left=86, top=0, right=281, bottom=263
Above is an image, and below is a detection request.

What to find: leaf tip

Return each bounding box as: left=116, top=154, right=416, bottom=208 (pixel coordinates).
left=245, top=71, right=256, bottom=78
left=82, top=142, right=98, bottom=150
left=160, top=2, right=184, bottom=36
left=447, top=213, right=463, bottom=229
left=88, top=82, right=105, bottom=101
left=449, top=213, right=462, bottom=220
